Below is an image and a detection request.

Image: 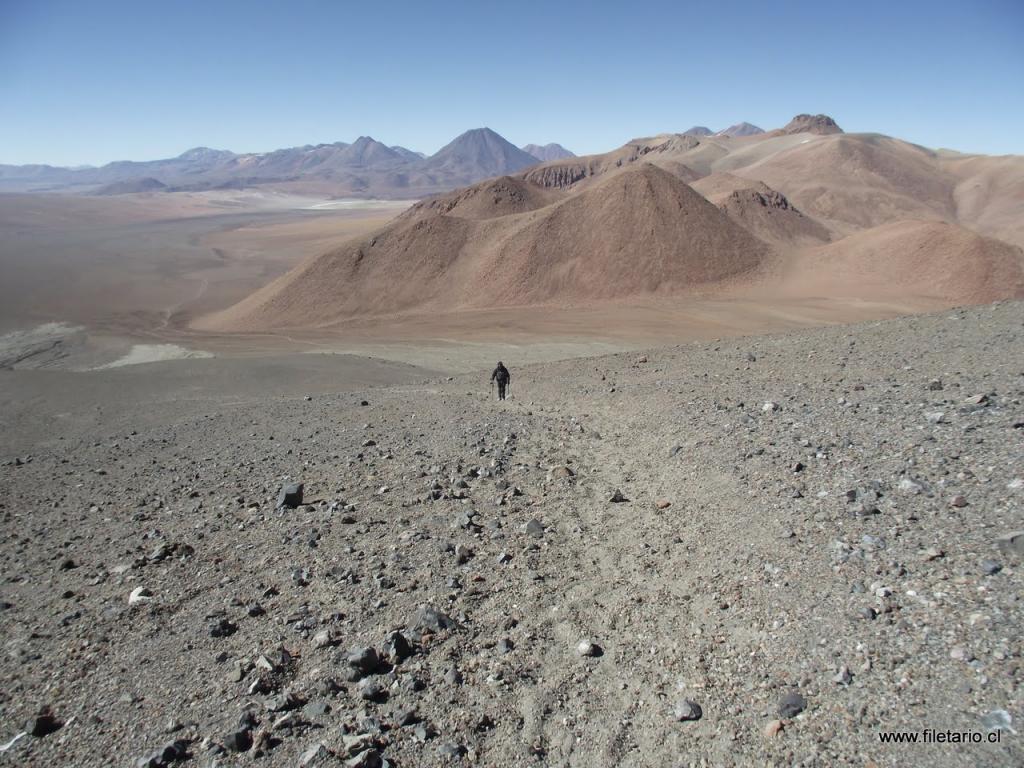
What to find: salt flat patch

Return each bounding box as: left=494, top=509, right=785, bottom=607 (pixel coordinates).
left=97, top=344, right=213, bottom=369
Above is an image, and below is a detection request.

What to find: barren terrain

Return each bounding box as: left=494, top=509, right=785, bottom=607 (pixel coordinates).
left=1, top=302, right=1021, bottom=767
left=1, top=116, right=1023, bottom=767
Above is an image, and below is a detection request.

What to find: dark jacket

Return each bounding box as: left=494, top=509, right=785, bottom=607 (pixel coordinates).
left=491, top=364, right=510, bottom=385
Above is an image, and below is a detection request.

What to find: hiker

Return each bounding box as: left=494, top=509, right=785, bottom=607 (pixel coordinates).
left=491, top=361, right=511, bottom=401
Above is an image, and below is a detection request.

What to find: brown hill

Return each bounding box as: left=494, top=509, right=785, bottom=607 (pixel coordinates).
left=483, top=164, right=769, bottom=305
left=198, top=164, right=772, bottom=330
left=781, top=220, right=1024, bottom=304
left=691, top=172, right=832, bottom=247
left=722, top=133, right=959, bottom=232
left=403, top=176, right=564, bottom=221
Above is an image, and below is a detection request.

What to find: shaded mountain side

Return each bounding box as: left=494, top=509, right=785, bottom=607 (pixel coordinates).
left=691, top=172, right=832, bottom=247
left=682, top=126, right=713, bottom=136
left=784, top=220, right=1024, bottom=304
left=334, top=137, right=404, bottom=166
left=197, top=164, right=773, bottom=330
left=390, top=146, right=426, bottom=161
left=717, top=188, right=832, bottom=248
left=94, top=177, right=168, bottom=195
left=522, top=143, right=576, bottom=161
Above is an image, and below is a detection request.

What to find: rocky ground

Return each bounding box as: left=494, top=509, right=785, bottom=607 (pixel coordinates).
left=1, top=302, right=1022, bottom=767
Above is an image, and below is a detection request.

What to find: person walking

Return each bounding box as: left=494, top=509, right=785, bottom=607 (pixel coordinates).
left=491, top=361, right=511, bottom=401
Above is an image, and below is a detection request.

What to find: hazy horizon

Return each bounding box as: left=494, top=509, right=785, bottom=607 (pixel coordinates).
left=1, top=0, right=1023, bottom=167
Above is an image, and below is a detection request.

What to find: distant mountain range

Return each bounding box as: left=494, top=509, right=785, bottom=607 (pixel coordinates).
left=521, top=143, right=576, bottom=161
left=0, top=128, right=576, bottom=198
left=0, top=116, right=846, bottom=197
left=715, top=122, right=765, bottom=137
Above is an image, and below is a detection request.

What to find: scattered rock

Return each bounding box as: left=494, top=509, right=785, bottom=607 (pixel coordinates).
left=209, top=617, right=238, bottom=638
left=576, top=639, right=602, bottom=657
left=764, top=719, right=785, bottom=738
left=266, top=690, right=303, bottom=712
left=437, top=742, right=465, bottom=761
left=312, top=629, right=337, bottom=649
left=303, top=700, right=331, bottom=720
left=981, top=559, right=1002, bottom=576
left=277, top=482, right=304, bottom=509
left=898, top=478, right=923, bottom=495
left=223, top=729, right=252, bottom=752
left=980, top=709, right=1013, bottom=733
left=25, top=707, right=62, bottom=738
left=345, top=749, right=383, bottom=768
left=673, top=700, right=702, bottom=721
left=382, top=630, right=414, bottom=664
left=128, top=587, right=153, bottom=605
left=357, top=679, right=385, bottom=702
left=299, top=743, right=334, bottom=767
left=547, top=466, right=575, bottom=480
left=777, top=692, right=806, bottom=718
left=832, top=665, right=853, bottom=686
left=134, top=739, right=190, bottom=767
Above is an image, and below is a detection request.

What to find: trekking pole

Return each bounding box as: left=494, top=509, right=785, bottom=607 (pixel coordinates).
left=490, top=380, right=494, bottom=399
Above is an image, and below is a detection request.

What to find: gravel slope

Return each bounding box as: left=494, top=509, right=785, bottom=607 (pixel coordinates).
left=1, top=302, right=1022, bottom=767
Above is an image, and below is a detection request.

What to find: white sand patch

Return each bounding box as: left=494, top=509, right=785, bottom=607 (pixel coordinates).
left=305, top=199, right=414, bottom=211
left=97, top=344, right=213, bottom=369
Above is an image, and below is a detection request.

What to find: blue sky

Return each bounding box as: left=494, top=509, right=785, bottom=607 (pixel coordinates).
left=1, top=0, right=1022, bottom=166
